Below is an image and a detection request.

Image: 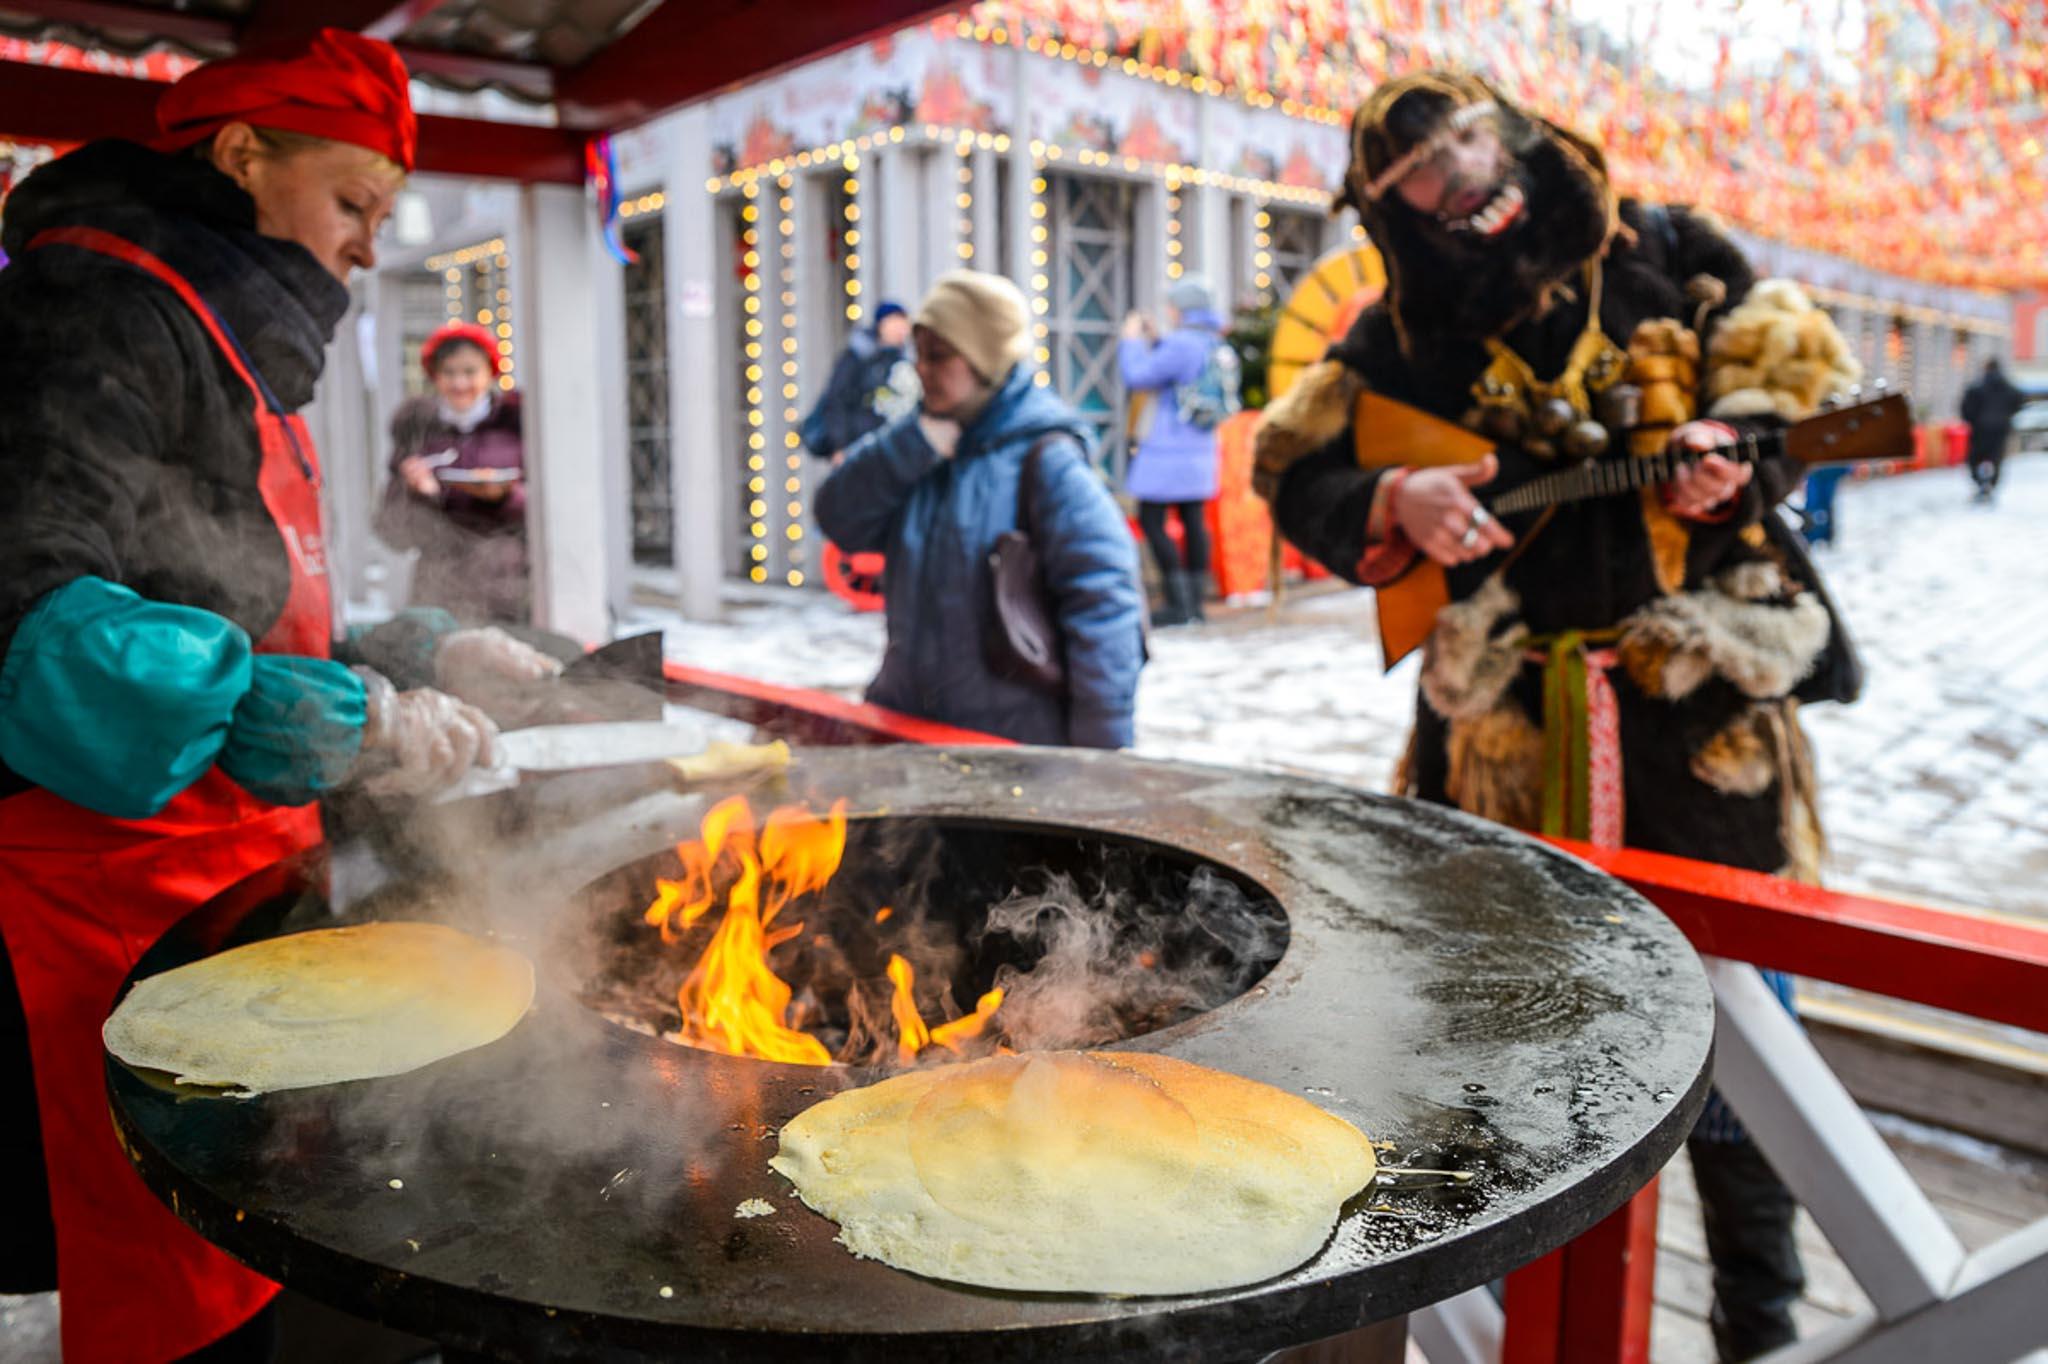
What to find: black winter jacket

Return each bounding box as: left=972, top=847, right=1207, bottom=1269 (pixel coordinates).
left=0, top=140, right=349, bottom=799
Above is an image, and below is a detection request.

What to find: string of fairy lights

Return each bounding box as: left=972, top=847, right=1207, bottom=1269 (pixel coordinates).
left=738, top=181, right=770, bottom=584
left=955, top=137, right=976, bottom=263
left=1164, top=174, right=1184, bottom=282
left=776, top=171, right=806, bottom=589
left=945, top=13, right=1350, bottom=126
left=425, top=237, right=516, bottom=389
left=1251, top=207, right=1273, bottom=296
left=1027, top=155, right=1053, bottom=388
left=708, top=124, right=1327, bottom=209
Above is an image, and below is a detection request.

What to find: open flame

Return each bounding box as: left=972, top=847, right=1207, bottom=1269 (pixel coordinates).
left=644, top=796, right=1003, bottom=1066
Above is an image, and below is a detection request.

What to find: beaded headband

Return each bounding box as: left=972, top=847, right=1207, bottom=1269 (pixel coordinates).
left=1359, top=99, right=1498, bottom=203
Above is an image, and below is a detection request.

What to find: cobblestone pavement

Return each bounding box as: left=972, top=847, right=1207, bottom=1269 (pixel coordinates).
left=636, top=454, right=2048, bottom=925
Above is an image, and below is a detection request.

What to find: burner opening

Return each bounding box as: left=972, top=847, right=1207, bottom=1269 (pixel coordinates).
left=571, top=815, right=1289, bottom=1067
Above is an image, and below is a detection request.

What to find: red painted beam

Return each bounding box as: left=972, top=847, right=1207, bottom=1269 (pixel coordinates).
left=662, top=661, right=1011, bottom=749
left=237, top=0, right=416, bottom=46
left=413, top=113, right=582, bottom=184
left=0, top=61, right=584, bottom=182
left=1545, top=837, right=2048, bottom=1034
left=1505, top=1181, right=1659, bottom=1364
left=553, top=0, right=962, bottom=130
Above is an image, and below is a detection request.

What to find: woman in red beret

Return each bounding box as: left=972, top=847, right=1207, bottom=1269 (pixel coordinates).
left=376, top=320, right=533, bottom=621
left=0, top=29, right=557, bottom=1363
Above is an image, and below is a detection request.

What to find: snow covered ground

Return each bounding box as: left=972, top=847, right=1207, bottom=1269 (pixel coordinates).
left=627, top=454, right=2048, bottom=924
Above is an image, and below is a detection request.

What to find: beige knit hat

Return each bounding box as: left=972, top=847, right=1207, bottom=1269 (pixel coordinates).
left=913, top=269, right=1031, bottom=382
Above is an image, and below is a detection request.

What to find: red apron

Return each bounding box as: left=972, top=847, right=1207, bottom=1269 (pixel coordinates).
left=0, top=226, right=334, bottom=1362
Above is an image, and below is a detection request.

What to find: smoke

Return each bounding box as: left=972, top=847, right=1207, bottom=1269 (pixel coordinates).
left=975, top=864, right=1287, bottom=1054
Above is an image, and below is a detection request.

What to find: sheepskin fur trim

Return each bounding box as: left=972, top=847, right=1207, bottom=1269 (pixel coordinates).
left=1419, top=575, right=1528, bottom=720
left=1691, top=707, right=1777, bottom=796
left=1639, top=486, right=1691, bottom=596
left=1618, top=571, right=1831, bottom=701
left=1445, top=704, right=1545, bottom=831
left=1704, top=277, right=1862, bottom=422
left=1253, top=359, right=1363, bottom=500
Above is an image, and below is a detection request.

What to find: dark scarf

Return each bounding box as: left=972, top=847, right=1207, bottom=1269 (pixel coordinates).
left=2, top=140, right=346, bottom=410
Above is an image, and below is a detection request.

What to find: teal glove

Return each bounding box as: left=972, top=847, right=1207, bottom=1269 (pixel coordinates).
left=217, top=655, right=367, bottom=807
left=0, top=576, right=252, bottom=819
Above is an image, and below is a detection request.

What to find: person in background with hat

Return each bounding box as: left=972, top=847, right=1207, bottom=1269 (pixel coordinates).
left=1119, top=276, right=1235, bottom=626
left=815, top=269, right=1144, bottom=747
left=376, top=320, right=532, bottom=622
left=0, top=29, right=557, bottom=1362
left=801, top=298, right=920, bottom=463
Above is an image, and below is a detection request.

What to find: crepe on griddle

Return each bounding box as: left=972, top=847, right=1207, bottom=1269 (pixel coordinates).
left=104, top=922, right=534, bottom=1096
left=769, top=1049, right=1377, bottom=1294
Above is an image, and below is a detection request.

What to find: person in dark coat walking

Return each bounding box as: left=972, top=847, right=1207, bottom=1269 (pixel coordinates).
left=375, top=321, right=531, bottom=622
left=801, top=300, right=920, bottom=462
left=816, top=270, right=1144, bottom=747
left=1119, top=276, right=1231, bottom=626
left=1960, top=358, right=2025, bottom=503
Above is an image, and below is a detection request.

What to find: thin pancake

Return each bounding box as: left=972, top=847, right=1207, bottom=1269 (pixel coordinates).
left=769, top=1050, right=1376, bottom=1295
left=104, top=922, right=534, bottom=1095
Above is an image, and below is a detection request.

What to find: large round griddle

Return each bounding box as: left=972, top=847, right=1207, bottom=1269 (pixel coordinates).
left=108, top=747, right=1713, bottom=1363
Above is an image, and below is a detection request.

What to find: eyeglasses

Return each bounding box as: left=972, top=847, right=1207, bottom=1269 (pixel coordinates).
left=1360, top=100, right=1499, bottom=203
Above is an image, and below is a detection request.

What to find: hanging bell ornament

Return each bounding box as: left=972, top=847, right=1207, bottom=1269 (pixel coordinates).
left=1595, top=382, right=1643, bottom=432
left=1534, top=397, right=1576, bottom=438
left=1481, top=404, right=1525, bottom=442
left=1564, top=420, right=1611, bottom=460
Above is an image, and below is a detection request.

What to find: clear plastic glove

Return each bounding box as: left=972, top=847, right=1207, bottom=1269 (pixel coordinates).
left=435, top=626, right=563, bottom=708
left=353, top=671, right=500, bottom=796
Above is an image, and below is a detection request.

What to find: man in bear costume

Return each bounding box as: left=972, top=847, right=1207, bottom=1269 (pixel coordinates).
left=1256, top=71, right=1862, bottom=1362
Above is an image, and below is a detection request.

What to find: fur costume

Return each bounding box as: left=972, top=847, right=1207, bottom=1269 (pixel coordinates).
left=1261, top=70, right=1854, bottom=876
left=1706, top=279, right=1863, bottom=421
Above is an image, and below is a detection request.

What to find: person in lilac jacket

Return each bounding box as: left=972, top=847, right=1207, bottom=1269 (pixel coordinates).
left=1119, top=277, right=1226, bottom=625
left=375, top=321, right=530, bottom=623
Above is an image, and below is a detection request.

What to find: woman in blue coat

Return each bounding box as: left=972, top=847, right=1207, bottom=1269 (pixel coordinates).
left=1119, top=277, right=1230, bottom=625
left=816, top=270, right=1145, bottom=748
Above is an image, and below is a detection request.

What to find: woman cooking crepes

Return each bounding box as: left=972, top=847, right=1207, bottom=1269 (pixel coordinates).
left=0, top=31, right=557, bottom=1362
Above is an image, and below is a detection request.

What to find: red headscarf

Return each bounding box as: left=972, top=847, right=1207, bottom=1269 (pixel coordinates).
left=421, top=321, right=503, bottom=374
left=154, top=28, right=417, bottom=172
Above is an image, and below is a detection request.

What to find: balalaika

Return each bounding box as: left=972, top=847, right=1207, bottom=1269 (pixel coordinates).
left=1345, top=385, right=1913, bottom=668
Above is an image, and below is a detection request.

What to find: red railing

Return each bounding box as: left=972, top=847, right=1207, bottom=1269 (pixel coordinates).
left=1505, top=836, right=2048, bottom=1364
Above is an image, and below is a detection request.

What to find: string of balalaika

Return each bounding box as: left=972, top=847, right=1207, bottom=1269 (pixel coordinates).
left=1485, top=429, right=1777, bottom=516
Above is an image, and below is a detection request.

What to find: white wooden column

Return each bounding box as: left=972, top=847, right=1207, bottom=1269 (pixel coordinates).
left=790, top=168, right=833, bottom=585
left=1189, top=99, right=1233, bottom=300
left=1132, top=177, right=1165, bottom=319
left=1005, top=46, right=1035, bottom=296
left=662, top=105, right=727, bottom=621
left=590, top=212, right=634, bottom=622
left=922, top=143, right=962, bottom=287
left=970, top=145, right=999, bottom=269
left=512, top=182, right=611, bottom=644
left=878, top=147, right=922, bottom=306
left=303, top=290, right=374, bottom=626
